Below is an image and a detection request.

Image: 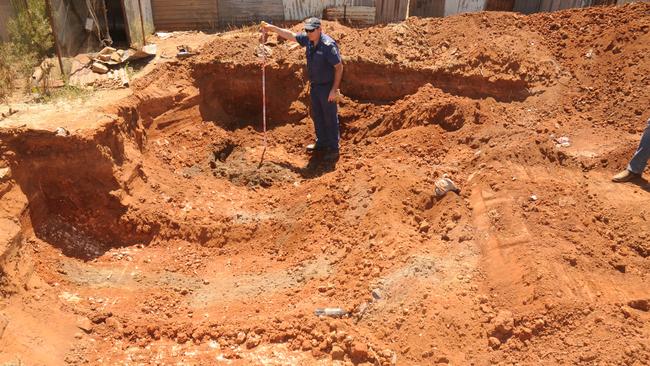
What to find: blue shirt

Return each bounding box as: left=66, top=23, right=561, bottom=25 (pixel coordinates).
left=295, top=32, right=341, bottom=84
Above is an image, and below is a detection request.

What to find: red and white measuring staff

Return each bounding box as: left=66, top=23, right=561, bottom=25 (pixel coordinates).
left=260, top=27, right=268, bottom=148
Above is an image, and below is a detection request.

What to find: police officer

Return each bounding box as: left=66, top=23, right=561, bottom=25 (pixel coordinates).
left=261, top=18, right=343, bottom=160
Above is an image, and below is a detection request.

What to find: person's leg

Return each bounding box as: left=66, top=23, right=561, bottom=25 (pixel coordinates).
left=613, top=117, right=650, bottom=182
left=316, top=83, right=339, bottom=152
left=628, top=117, right=650, bottom=174
left=309, top=85, right=326, bottom=149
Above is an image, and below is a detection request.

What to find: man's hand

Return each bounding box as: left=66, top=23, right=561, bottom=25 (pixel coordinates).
left=328, top=89, right=339, bottom=103
left=260, top=21, right=297, bottom=43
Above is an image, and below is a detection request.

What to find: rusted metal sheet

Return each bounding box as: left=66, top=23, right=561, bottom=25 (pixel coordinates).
left=324, top=5, right=376, bottom=24
left=139, top=0, right=155, bottom=34
left=444, top=0, right=486, bottom=15
left=283, top=0, right=342, bottom=20
left=538, top=0, right=592, bottom=11
left=408, top=0, right=445, bottom=17
left=513, top=0, right=541, bottom=13
left=122, top=0, right=154, bottom=48
left=218, top=0, right=284, bottom=26
left=48, top=0, right=106, bottom=56
left=375, top=0, right=409, bottom=23
left=484, top=0, right=514, bottom=10
left=0, top=0, right=14, bottom=42
left=151, top=0, right=218, bottom=31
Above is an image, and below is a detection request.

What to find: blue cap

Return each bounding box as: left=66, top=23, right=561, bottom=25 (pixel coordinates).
left=304, top=17, right=321, bottom=31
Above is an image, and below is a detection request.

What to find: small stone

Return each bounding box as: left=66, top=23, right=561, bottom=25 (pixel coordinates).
left=301, top=339, right=312, bottom=351
left=579, top=352, right=597, bottom=362
left=419, top=221, right=430, bottom=233
left=488, top=336, right=501, bottom=349
left=610, top=260, right=626, bottom=273
left=350, top=341, right=368, bottom=361
left=76, top=317, right=93, bottom=333
left=371, top=289, right=382, bottom=300
left=91, top=62, right=109, bottom=74
left=236, top=331, right=247, bottom=344
left=90, top=311, right=112, bottom=324
left=628, top=298, right=649, bottom=312
left=435, top=356, right=450, bottom=364
left=489, top=310, right=514, bottom=342
left=331, top=345, right=345, bottom=360
left=563, top=253, right=577, bottom=266
left=246, top=335, right=261, bottom=349
left=620, top=306, right=633, bottom=318
left=176, top=332, right=188, bottom=343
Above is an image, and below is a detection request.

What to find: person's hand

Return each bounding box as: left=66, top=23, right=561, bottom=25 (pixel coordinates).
left=260, top=21, right=270, bottom=33
left=328, top=89, right=339, bottom=103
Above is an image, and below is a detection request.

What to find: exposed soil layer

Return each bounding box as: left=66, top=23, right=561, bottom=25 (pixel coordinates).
left=1, top=4, right=650, bottom=366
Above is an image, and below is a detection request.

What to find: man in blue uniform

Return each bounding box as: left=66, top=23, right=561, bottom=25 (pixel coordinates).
left=261, top=18, right=343, bottom=160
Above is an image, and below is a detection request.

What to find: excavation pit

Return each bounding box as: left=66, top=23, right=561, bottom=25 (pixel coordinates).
left=2, top=6, right=650, bottom=365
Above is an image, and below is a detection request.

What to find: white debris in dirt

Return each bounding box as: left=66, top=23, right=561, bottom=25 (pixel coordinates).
left=435, top=176, right=460, bottom=197
left=60, top=291, right=82, bottom=303
left=55, top=127, right=70, bottom=136
left=555, top=136, right=571, bottom=148
left=155, top=32, right=172, bottom=39
left=530, top=195, right=538, bottom=201
left=0, top=167, right=10, bottom=180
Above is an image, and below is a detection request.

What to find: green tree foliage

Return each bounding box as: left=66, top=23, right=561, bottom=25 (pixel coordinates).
left=0, top=0, right=54, bottom=101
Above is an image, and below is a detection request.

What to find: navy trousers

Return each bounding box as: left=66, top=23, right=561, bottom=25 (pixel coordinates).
left=628, top=118, right=650, bottom=174
left=310, top=82, right=339, bottom=151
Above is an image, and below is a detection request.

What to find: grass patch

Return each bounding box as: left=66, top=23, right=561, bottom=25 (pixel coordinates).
left=37, top=84, right=92, bottom=104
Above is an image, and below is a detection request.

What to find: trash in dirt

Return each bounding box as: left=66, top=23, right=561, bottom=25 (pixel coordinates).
left=59, top=291, right=82, bottom=303
left=177, top=45, right=196, bottom=59
left=0, top=167, right=9, bottom=180
left=55, top=127, right=70, bottom=137
left=314, top=307, right=347, bottom=317
left=555, top=136, right=571, bottom=147
left=155, top=31, right=172, bottom=39
left=371, top=289, right=382, bottom=300
left=255, top=44, right=273, bottom=58
left=585, top=49, right=594, bottom=59
left=530, top=194, right=538, bottom=201
left=91, top=62, right=109, bottom=74
left=1, top=108, right=17, bottom=118
left=435, top=176, right=460, bottom=197
left=90, top=44, right=157, bottom=73
left=134, top=44, right=158, bottom=59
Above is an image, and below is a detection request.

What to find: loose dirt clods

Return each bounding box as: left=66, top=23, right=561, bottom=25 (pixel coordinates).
left=1, top=3, right=650, bottom=365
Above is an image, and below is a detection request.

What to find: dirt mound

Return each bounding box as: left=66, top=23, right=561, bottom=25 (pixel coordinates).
left=1, top=3, right=650, bottom=365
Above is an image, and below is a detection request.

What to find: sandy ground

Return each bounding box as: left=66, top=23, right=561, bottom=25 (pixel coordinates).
left=0, top=4, right=649, bottom=366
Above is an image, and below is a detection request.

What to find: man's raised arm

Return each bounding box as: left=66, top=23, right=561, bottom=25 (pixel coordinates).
left=261, top=21, right=297, bottom=43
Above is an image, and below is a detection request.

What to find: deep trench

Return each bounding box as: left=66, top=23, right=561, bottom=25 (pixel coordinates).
left=2, top=60, right=533, bottom=260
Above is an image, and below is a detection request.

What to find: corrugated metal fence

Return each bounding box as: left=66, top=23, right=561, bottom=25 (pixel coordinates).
left=151, top=0, right=219, bottom=30
left=0, top=0, right=15, bottom=42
